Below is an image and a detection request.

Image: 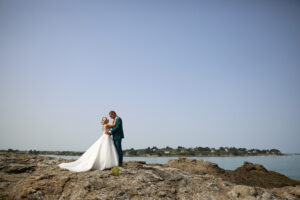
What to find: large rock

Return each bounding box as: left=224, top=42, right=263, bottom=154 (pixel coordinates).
left=0, top=153, right=299, bottom=200
left=223, top=161, right=300, bottom=188
left=165, top=157, right=225, bottom=175
left=165, top=158, right=300, bottom=189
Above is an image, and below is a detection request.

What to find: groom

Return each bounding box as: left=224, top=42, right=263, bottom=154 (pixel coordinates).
left=106, top=111, right=124, bottom=166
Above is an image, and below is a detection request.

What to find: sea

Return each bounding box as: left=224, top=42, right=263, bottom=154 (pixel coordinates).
left=55, top=154, right=300, bottom=181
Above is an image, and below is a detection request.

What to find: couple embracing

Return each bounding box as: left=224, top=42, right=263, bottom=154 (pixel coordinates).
left=59, top=111, right=124, bottom=172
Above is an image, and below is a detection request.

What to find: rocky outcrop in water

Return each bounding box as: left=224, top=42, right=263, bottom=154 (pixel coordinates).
left=165, top=157, right=300, bottom=188
left=0, top=153, right=299, bottom=200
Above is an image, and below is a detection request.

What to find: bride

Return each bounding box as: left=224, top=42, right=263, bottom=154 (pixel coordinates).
left=58, top=117, right=119, bottom=172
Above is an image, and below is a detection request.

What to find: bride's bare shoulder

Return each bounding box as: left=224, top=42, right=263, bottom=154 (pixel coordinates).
left=102, top=124, right=110, bottom=130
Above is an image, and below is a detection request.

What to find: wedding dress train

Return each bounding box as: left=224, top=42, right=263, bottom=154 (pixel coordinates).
left=58, top=127, right=119, bottom=172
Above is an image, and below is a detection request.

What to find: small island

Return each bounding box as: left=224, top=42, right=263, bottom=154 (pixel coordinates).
left=1, top=146, right=284, bottom=157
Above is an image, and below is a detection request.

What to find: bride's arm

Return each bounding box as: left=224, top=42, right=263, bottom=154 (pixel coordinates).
left=103, top=124, right=110, bottom=129
left=105, top=120, right=117, bottom=128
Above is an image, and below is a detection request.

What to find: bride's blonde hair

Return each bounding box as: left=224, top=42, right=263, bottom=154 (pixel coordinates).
left=101, top=117, right=108, bottom=125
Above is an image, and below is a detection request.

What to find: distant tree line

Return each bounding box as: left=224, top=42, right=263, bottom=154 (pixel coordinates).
left=123, top=146, right=283, bottom=157
left=0, top=146, right=283, bottom=157
left=0, top=149, right=84, bottom=156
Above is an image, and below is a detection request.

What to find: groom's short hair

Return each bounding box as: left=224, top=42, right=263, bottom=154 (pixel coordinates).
left=109, top=110, right=116, bottom=115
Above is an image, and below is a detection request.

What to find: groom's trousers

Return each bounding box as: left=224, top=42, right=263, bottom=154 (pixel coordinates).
left=114, top=139, right=123, bottom=165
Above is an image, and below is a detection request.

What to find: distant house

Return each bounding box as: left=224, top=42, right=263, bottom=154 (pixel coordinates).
left=164, top=151, right=170, bottom=154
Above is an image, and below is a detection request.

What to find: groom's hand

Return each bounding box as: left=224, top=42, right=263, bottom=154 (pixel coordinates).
left=105, top=131, right=110, bottom=135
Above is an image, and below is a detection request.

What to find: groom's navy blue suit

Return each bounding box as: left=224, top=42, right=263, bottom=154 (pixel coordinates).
left=110, top=117, right=124, bottom=165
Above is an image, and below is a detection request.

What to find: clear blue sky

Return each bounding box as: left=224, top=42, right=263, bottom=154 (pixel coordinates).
left=1, top=0, right=299, bottom=153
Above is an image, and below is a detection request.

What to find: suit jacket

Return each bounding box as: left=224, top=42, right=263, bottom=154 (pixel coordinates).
left=110, top=117, right=124, bottom=140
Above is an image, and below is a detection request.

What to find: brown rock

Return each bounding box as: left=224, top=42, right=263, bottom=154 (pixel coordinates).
left=223, top=161, right=300, bottom=188
left=165, top=157, right=225, bottom=175
left=0, top=154, right=300, bottom=200
left=165, top=157, right=300, bottom=189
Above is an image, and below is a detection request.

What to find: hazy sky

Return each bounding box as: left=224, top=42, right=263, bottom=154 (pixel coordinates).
left=1, top=0, right=299, bottom=153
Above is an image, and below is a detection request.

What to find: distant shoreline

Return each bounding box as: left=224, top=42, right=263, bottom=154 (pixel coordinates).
left=43, top=154, right=296, bottom=158
left=0, top=152, right=289, bottom=157
left=0, top=147, right=292, bottom=157
left=123, top=154, right=295, bottom=157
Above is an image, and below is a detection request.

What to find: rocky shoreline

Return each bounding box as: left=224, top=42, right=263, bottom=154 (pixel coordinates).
left=0, top=153, right=299, bottom=200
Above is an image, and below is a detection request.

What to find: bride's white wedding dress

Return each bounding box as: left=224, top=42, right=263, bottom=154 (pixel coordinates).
left=59, top=127, right=119, bottom=172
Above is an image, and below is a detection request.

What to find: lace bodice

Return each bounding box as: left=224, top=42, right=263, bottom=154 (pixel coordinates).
left=103, top=126, right=111, bottom=134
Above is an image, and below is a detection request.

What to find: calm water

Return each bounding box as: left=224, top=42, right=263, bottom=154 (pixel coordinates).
left=56, top=155, right=300, bottom=180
